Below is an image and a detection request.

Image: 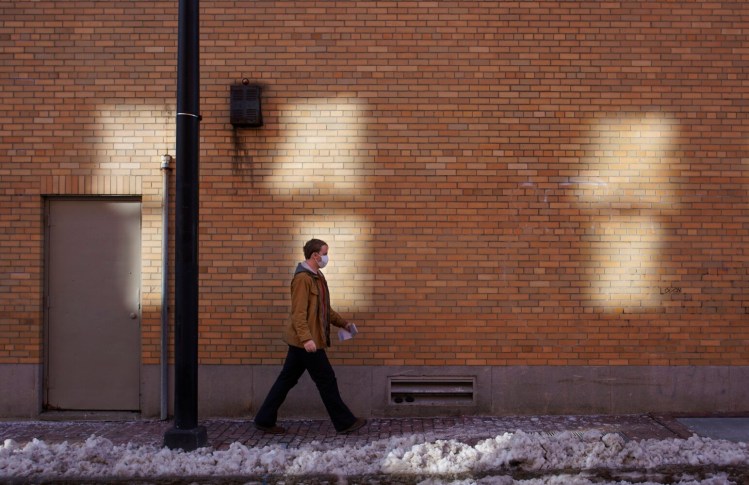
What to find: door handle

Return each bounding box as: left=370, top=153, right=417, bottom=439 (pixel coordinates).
left=129, top=313, right=138, bottom=320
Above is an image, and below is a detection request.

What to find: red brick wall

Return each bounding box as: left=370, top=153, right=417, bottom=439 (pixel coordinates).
left=1, top=1, right=747, bottom=368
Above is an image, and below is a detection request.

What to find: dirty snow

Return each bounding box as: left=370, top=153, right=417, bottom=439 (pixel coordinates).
left=1, top=430, right=747, bottom=484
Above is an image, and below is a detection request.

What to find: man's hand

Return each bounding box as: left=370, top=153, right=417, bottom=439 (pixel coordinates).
left=303, top=340, right=317, bottom=353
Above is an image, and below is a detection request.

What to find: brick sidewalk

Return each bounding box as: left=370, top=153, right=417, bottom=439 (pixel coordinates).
left=0, top=414, right=687, bottom=450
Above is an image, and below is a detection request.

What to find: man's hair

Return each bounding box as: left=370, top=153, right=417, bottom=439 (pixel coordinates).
left=303, top=238, right=327, bottom=260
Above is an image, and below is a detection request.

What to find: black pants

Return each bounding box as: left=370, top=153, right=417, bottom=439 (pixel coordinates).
left=253, top=345, right=357, bottom=432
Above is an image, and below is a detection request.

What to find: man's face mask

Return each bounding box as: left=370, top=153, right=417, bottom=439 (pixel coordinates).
left=317, top=254, right=329, bottom=268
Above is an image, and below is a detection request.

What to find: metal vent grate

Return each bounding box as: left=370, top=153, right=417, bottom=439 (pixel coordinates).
left=230, top=84, right=263, bottom=128
left=389, top=376, right=475, bottom=406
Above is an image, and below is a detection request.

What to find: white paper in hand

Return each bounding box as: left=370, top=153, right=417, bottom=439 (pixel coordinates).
left=338, top=323, right=358, bottom=341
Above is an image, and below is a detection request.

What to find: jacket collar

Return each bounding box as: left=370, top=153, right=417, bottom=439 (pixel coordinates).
left=295, top=262, right=321, bottom=277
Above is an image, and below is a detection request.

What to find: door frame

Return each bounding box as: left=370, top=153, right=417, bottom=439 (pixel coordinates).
left=42, top=195, right=143, bottom=412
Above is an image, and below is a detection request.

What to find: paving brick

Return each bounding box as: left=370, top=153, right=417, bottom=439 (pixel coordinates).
left=0, top=415, right=679, bottom=450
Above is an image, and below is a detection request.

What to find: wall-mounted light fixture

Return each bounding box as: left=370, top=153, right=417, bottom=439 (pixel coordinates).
left=230, top=78, right=263, bottom=128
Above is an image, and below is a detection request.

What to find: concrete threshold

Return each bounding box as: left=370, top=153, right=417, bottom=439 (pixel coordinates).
left=39, top=411, right=142, bottom=422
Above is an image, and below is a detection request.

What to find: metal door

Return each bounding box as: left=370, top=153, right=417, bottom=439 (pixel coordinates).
left=45, top=199, right=141, bottom=411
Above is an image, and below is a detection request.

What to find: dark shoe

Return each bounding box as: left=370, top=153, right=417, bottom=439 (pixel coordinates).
left=338, top=417, right=367, bottom=434
left=254, top=423, right=286, bottom=434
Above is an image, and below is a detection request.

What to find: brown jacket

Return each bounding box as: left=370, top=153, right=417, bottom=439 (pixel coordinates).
left=284, top=263, right=347, bottom=349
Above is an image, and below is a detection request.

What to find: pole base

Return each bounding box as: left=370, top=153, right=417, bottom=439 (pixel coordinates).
left=163, top=425, right=208, bottom=451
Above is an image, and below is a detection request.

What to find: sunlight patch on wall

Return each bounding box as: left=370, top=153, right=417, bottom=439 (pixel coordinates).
left=91, top=104, right=174, bottom=317
left=262, top=96, right=373, bottom=311
left=296, top=216, right=375, bottom=312
left=585, top=216, right=666, bottom=310
left=579, top=115, right=679, bottom=311
left=577, top=115, right=678, bottom=207
left=262, top=98, right=367, bottom=192
left=93, top=105, right=173, bottom=174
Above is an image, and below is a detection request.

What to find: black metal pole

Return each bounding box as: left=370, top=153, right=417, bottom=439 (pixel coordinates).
left=164, top=0, right=206, bottom=451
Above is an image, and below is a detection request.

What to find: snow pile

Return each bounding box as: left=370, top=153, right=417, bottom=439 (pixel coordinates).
left=423, top=474, right=735, bottom=485
left=382, top=430, right=748, bottom=474
left=1, top=430, right=747, bottom=480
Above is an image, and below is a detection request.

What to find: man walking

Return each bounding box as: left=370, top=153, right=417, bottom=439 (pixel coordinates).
left=253, top=238, right=367, bottom=434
